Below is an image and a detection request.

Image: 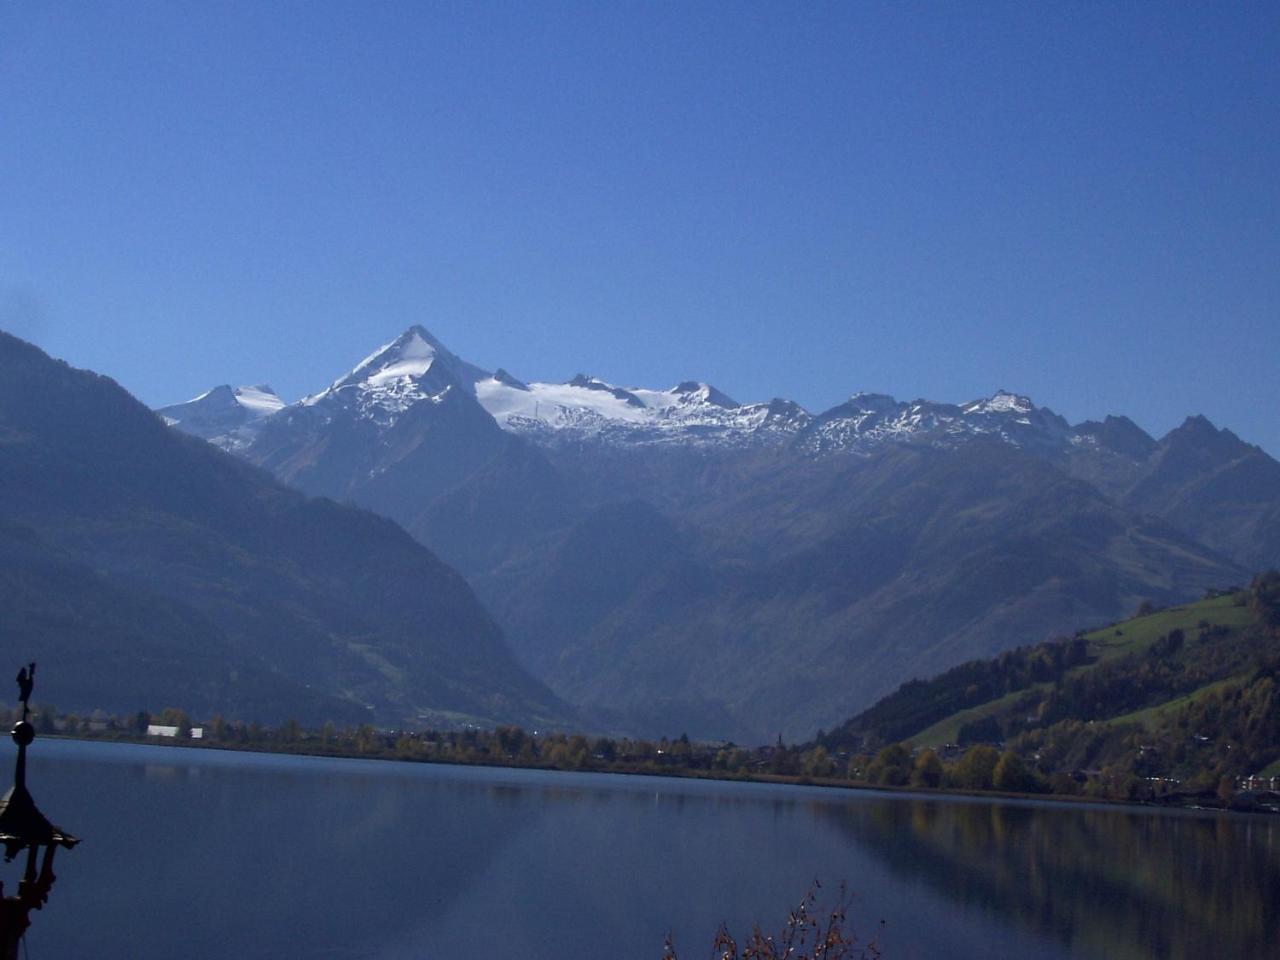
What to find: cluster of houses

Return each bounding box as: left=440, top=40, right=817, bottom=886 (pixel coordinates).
left=1236, top=773, right=1280, bottom=792
left=145, top=724, right=204, bottom=739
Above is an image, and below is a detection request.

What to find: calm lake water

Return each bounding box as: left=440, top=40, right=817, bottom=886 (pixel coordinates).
left=8, top=739, right=1279, bottom=959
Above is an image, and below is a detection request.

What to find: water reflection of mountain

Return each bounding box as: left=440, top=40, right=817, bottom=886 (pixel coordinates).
left=28, top=744, right=542, bottom=959
left=815, top=796, right=1280, bottom=960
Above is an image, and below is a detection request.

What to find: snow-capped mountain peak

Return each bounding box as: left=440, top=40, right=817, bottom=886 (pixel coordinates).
left=671, top=381, right=738, bottom=409
left=298, top=325, right=492, bottom=425
left=168, top=383, right=283, bottom=418
left=155, top=383, right=284, bottom=450
left=962, top=389, right=1034, bottom=416
left=311, top=326, right=488, bottom=400
left=350, top=326, right=443, bottom=386
left=956, top=390, right=1072, bottom=447
left=175, top=384, right=235, bottom=411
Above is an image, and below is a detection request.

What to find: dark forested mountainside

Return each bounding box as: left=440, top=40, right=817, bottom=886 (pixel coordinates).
left=0, top=331, right=569, bottom=729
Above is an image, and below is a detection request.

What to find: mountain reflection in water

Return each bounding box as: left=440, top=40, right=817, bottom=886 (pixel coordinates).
left=817, top=796, right=1280, bottom=960
left=13, top=740, right=1277, bottom=959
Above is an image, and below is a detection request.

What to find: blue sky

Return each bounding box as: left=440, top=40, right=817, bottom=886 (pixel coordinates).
left=2, top=2, right=1277, bottom=452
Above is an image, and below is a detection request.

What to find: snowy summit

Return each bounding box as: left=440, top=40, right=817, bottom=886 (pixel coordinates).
left=156, top=383, right=284, bottom=450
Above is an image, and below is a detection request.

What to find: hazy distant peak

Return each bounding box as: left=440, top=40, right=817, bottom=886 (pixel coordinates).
left=566, top=374, right=646, bottom=408
left=492, top=368, right=529, bottom=390
left=337, top=327, right=446, bottom=389
left=845, top=391, right=899, bottom=412
left=1160, top=415, right=1253, bottom=458
left=764, top=397, right=810, bottom=418
left=304, top=325, right=491, bottom=412
left=1177, top=414, right=1219, bottom=433
left=170, top=383, right=281, bottom=415
left=203, top=384, right=232, bottom=398
left=186, top=383, right=235, bottom=403
left=1073, top=415, right=1157, bottom=458
left=671, top=381, right=738, bottom=409
left=962, top=389, right=1035, bottom=416
left=155, top=382, right=283, bottom=450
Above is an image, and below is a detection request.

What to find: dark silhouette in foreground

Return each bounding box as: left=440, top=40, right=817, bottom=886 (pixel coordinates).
left=0, top=662, right=78, bottom=959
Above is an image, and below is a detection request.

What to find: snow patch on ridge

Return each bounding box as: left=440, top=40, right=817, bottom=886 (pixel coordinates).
left=232, top=385, right=286, bottom=415
left=475, top=372, right=805, bottom=447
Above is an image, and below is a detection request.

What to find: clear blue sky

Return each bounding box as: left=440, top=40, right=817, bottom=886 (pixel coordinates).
left=2, top=2, right=1277, bottom=452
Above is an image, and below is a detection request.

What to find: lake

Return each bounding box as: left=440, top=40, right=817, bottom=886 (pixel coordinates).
left=8, top=739, right=1278, bottom=959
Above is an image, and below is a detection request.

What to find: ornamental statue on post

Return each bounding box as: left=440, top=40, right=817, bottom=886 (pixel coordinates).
left=0, top=663, right=78, bottom=959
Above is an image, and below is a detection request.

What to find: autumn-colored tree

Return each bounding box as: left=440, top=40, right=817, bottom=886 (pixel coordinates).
left=803, top=746, right=836, bottom=778
left=1217, top=775, right=1235, bottom=804
left=992, top=751, right=1039, bottom=793
left=911, top=749, right=943, bottom=788
left=951, top=745, right=1000, bottom=790
left=866, top=743, right=911, bottom=786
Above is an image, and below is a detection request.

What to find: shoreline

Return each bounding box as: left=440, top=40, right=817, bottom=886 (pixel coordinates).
left=49, top=731, right=1265, bottom=815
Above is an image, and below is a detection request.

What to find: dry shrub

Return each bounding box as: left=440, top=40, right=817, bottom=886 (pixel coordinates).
left=664, top=883, right=882, bottom=960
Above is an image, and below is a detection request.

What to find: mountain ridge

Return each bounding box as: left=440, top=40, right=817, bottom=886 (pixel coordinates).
left=161, top=324, right=1271, bottom=462
left=155, top=326, right=1275, bottom=741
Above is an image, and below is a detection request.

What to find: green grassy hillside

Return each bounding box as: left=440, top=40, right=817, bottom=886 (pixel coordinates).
left=904, top=594, right=1253, bottom=748
left=822, top=573, right=1280, bottom=794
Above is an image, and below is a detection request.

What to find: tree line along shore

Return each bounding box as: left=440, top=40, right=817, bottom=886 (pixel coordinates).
left=15, top=571, right=1279, bottom=814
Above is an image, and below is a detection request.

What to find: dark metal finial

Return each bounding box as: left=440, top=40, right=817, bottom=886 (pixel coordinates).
left=15, top=664, right=34, bottom=718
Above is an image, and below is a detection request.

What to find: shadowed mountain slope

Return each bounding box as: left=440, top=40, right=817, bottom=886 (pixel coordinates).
left=480, top=441, right=1244, bottom=741
left=1120, top=417, right=1280, bottom=571
left=0, top=331, right=569, bottom=729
